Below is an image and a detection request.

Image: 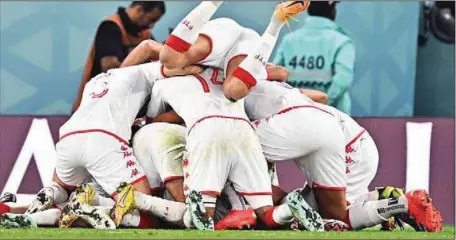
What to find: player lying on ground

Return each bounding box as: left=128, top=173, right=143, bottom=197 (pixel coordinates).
left=241, top=80, right=442, bottom=232
left=160, top=1, right=310, bottom=101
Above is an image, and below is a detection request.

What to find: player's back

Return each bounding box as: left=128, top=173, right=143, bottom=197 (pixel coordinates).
left=61, top=62, right=162, bottom=141
left=244, top=80, right=311, bottom=121
left=150, top=68, right=248, bottom=128
left=315, top=103, right=364, bottom=141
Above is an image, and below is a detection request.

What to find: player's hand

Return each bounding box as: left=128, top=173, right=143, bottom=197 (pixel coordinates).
left=265, top=62, right=277, bottom=68
left=162, top=65, right=205, bottom=77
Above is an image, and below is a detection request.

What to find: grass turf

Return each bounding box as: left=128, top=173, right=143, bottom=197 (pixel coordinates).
left=0, top=226, right=454, bottom=239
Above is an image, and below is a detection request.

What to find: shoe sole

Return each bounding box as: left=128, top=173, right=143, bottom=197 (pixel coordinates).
left=73, top=202, right=116, bottom=230
left=0, top=214, right=37, bottom=228
left=287, top=191, right=324, bottom=232
left=188, top=191, right=214, bottom=230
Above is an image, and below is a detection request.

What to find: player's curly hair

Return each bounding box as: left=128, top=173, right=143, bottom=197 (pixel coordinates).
left=130, top=1, right=166, bottom=14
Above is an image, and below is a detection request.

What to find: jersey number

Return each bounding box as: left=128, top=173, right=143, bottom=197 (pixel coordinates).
left=288, top=55, right=325, bottom=70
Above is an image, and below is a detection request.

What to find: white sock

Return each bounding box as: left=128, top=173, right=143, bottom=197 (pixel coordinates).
left=182, top=209, right=193, bottom=229
left=169, top=1, right=223, bottom=46
left=350, top=190, right=380, bottom=205
left=48, top=182, right=69, bottom=204
left=235, top=33, right=277, bottom=84
left=93, top=194, right=115, bottom=207
left=272, top=204, right=293, bottom=224
left=26, top=208, right=61, bottom=226
left=348, top=196, right=408, bottom=230
left=134, top=191, right=187, bottom=224
left=266, top=13, right=284, bottom=37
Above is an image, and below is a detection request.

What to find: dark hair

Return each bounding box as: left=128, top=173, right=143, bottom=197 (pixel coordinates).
left=130, top=1, right=166, bottom=13
left=308, top=1, right=338, bottom=18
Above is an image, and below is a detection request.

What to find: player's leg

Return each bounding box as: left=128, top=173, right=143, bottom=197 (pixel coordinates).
left=299, top=121, right=348, bottom=222
left=160, top=1, right=223, bottom=69
left=223, top=1, right=310, bottom=101
left=79, top=132, right=187, bottom=228
left=183, top=119, right=237, bottom=230
left=229, top=121, right=323, bottom=231
left=345, top=132, right=379, bottom=203
left=133, top=123, right=187, bottom=202
left=26, top=136, right=85, bottom=214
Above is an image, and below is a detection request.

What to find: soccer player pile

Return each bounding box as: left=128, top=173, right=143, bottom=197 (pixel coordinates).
left=0, top=1, right=443, bottom=232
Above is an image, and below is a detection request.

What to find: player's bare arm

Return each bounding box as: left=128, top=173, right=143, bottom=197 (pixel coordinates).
left=148, top=110, right=184, bottom=125
left=101, top=56, right=122, bottom=72
left=299, top=89, right=329, bottom=104
left=121, top=40, right=164, bottom=67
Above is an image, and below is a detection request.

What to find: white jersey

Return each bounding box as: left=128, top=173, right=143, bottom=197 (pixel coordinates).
left=245, top=80, right=365, bottom=141
left=147, top=68, right=249, bottom=130
left=244, top=80, right=312, bottom=121
left=315, top=103, right=365, bottom=142
left=60, top=62, right=163, bottom=141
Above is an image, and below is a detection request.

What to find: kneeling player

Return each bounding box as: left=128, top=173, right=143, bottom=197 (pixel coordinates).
left=244, top=80, right=443, bottom=232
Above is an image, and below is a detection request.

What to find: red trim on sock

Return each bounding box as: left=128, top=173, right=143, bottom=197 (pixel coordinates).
left=343, top=210, right=354, bottom=230
left=165, top=35, right=191, bottom=53
left=232, top=67, right=257, bottom=90
left=138, top=211, right=154, bottom=229
left=0, top=202, right=11, bottom=215
left=263, top=206, right=280, bottom=228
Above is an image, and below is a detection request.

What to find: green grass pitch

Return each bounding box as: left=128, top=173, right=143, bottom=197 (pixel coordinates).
left=0, top=226, right=454, bottom=239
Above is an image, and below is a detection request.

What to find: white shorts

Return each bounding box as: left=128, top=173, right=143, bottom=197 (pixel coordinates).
left=345, top=131, right=379, bottom=203
left=132, top=123, right=186, bottom=192
left=184, top=117, right=272, bottom=209
left=254, top=105, right=347, bottom=190
left=55, top=130, right=146, bottom=196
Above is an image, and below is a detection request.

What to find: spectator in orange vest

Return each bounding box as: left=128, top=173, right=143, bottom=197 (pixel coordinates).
left=72, top=1, right=165, bottom=113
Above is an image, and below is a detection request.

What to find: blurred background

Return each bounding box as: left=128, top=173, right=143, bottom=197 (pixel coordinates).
left=0, top=1, right=454, bottom=117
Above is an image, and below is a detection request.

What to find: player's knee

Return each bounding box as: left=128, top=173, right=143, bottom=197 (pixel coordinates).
left=223, top=77, right=251, bottom=102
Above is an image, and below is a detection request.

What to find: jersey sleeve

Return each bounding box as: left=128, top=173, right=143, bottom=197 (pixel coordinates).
left=138, top=62, right=165, bottom=86
left=146, top=89, right=168, bottom=118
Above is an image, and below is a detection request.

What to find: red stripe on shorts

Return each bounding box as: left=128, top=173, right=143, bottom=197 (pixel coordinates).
left=110, top=175, right=147, bottom=198
left=187, top=115, right=253, bottom=135
left=59, top=129, right=129, bottom=146
left=276, top=105, right=334, bottom=116
left=345, top=129, right=367, bottom=151
left=237, top=191, right=272, bottom=196
left=312, top=181, right=346, bottom=191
